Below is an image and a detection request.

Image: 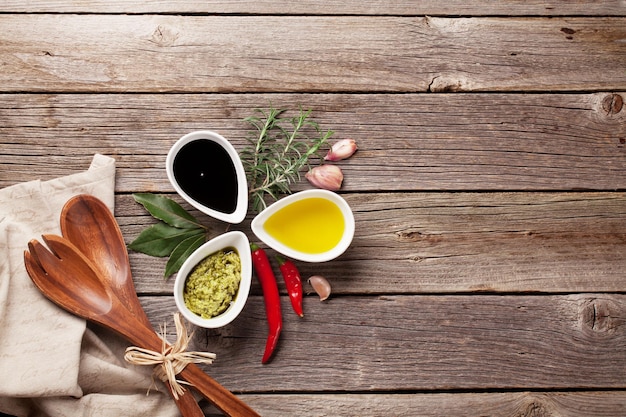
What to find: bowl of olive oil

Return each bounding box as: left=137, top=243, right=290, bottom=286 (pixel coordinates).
left=251, top=189, right=355, bottom=262
left=166, top=130, right=248, bottom=224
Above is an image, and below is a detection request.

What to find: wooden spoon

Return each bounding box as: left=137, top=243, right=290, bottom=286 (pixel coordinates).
left=59, top=195, right=146, bottom=323
left=24, top=234, right=260, bottom=417
left=59, top=194, right=204, bottom=417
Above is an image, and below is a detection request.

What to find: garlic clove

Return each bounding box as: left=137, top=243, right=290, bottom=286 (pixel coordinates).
left=308, top=275, right=331, bottom=301
left=324, top=139, right=358, bottom=161
left=305, top=165, right=343, bottom=191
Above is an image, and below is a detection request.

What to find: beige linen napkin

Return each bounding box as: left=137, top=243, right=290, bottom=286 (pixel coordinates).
left=0, top=155, right=180, bottom=417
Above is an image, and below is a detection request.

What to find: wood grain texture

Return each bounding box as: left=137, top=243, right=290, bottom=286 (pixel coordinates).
left=117, top=192, right=626, bottom=295
left=2, top=3, right=625, bottom=415
left=1, top=93, right=624, bottom=191
left=214, top=392, right=626, bottom=417
left=2, top=1, right=625, bottom=16
left=139, top=294, right=626, bottom=391
left=0, top=16, right=624, bottom=92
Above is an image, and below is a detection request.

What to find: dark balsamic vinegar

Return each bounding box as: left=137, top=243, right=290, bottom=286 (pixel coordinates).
left=172, top=139, right=238, bottom=214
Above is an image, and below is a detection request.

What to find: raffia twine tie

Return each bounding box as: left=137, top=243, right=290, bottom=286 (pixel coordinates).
left=124, top=312, right=216, bottom=399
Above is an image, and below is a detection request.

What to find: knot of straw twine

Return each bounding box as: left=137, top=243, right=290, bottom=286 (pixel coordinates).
left=124, top=312, right=216, bottom=399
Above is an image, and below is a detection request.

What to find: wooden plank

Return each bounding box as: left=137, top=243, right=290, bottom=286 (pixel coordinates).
left=1, top=93, right=624, bottom=191
left=219, top=392, right=626, bottom=417
left=0, top=16, right=624, bottom=92
left=118, top=191, right=626, bottom=295
left=138, top=294, right=626, bottom=391
left=2, top=1, right=625, bottom=16
left=0, top=4, right=623, bottom=416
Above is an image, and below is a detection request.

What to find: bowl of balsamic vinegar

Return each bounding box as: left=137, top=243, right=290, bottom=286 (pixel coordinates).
left=166, top=131, right=248, bottom=224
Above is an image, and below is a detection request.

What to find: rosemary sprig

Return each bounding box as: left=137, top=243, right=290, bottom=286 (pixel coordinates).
left=240, top=106, right=334, bottom=213
left=129, top=106, right=334, bottom=278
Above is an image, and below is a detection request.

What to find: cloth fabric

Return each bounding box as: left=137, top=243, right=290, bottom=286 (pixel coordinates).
left=0, top=155, right=180, bottom=417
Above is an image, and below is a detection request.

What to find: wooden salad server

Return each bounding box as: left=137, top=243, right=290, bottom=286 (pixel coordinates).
left=58, top=194, right=204, bottom=417
left=24, top=234, right=260, bottom=417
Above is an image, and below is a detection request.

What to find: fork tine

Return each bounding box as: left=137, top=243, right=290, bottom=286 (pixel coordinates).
left=40, top=235, right=113, bottom=290
left=28, top=238, right=63, bottom=273
left=24, top=246, right=42, bottom=276
left=42, top=234, right=81, bottom=262
left=24, top=242, right=52, bottom=295
left=26, top=239, right=49, bottom=273
left=25, top=237, right=114, bottom=318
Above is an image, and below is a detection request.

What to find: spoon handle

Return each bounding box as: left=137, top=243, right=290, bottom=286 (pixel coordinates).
left=59, top=196, right=205, bottom=417
left=110, top=308, right=259, bottom=417
left=26, top=232, right=256, bottom=417
left=181, top=363, right=261, bottom=417
left=168, top=384, right=206, bottom=417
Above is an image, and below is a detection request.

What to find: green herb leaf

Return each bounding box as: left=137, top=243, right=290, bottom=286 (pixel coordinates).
left=241, top=106, right=333, bottom=213
left=133, top=193, right=204, bottom=230
left=164, top=232, right=206, bottom=278
left=129, top=106, right=337, bottom=279
left=128, top=222, right=205, bottom=257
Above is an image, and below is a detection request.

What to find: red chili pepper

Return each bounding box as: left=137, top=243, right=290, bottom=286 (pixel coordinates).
left=276, top=255, right=304, bottom=318
left=250, top=243, right=282, bottom=364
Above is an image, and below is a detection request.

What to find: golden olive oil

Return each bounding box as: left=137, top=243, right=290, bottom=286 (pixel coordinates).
left=263, top=197, right=345, bottom=254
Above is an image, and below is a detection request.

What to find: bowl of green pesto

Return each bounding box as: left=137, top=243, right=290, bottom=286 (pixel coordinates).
left=174, top=231, right=252, bottom=328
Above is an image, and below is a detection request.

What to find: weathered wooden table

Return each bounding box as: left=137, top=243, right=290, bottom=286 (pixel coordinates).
left=1, top=2, right=625, bottom=416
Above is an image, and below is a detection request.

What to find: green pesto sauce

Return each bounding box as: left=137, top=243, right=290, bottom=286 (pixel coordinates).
left=183, top=248, right=241, bottom=319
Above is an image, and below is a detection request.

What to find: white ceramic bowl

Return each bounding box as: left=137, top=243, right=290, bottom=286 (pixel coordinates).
left=251, top=189, right=355, bottom=262
left=174, top=231, right=252, bottom=328
left=166, top=130, right=248, bottom=224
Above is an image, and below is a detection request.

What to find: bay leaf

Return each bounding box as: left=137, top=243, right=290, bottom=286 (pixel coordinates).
left=164, top=232, right=207, bottom=278
left=133, top=193, right=203, bottom=229
left=128, top=221, right=205, bottom=257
